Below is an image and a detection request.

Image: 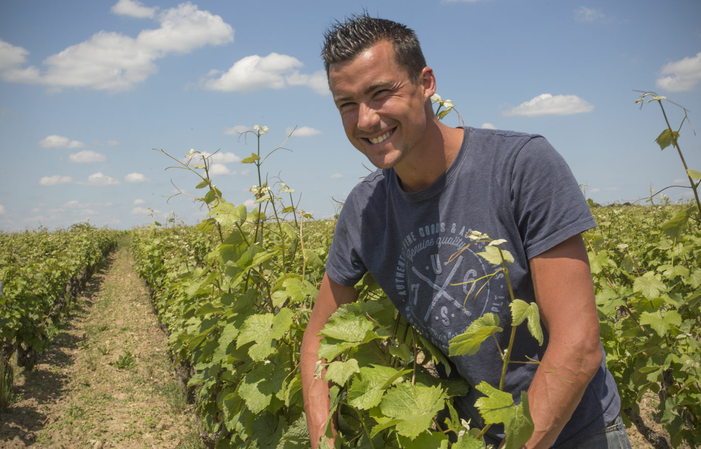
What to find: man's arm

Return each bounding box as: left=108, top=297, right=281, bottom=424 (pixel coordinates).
left=524, top=234, right=603, bottom=448
left=301, top=273, right=359, bottom=449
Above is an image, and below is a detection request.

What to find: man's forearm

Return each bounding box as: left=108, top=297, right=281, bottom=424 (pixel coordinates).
left=524, top=339, right=602, bottom=448
left=301, top=274, right=358, bottom=448
left=300, top=324, right=334, bottom=449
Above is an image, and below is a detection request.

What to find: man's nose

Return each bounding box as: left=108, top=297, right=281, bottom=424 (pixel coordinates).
left=357, top=103, right=380, bottom=132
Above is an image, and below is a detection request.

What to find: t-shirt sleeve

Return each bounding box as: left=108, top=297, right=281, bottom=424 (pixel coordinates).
left=325, top=192, right=368, bottom=287
left=510, top=136, right=597, bottom=259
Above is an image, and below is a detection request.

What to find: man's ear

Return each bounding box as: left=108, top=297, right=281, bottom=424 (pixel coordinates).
left=420, top=66, right=436, bottom=99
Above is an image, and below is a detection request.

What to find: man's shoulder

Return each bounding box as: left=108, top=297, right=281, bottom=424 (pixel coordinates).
left=464, top=127, right=554, bottom=167
left=468, top=126, right=545, bottom=147
left=344, top=168, right=390, bottom=205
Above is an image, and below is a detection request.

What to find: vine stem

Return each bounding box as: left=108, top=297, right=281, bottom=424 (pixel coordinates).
left=654, top=98, right=701, bottom=215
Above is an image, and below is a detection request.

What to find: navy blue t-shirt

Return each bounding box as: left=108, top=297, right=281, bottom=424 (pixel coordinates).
left=325, top=127, right=620, bottom=446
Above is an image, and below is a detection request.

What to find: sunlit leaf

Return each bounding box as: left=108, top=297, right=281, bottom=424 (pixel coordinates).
left=633, top=273, right=667, bottom=300
left=449, top=313, right=502, bottom=356
left=347, top=365, right=407, bottom=410
left=686, top=169, right=701, bottom=180
left=325, top=359, right=360, bottom=385
left=474, top=381, right=515, bottom=424
left=374, top=383, right=448, bottom=439
left=655, top=129, right=679, bottom=151
left=503, top=391, right=534, bottom=449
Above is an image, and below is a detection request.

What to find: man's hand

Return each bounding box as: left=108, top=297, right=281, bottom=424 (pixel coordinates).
left=301, top=273, right=358, bottom=449
left=524, top=234, right=603, bottom=448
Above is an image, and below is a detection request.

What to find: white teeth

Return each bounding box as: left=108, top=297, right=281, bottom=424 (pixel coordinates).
left=369, top=131, right=391, bottom=144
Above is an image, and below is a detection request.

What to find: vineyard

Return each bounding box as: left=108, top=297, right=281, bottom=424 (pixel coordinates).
left=1, top=110, right=700, bottom=447
left=125, top=166, right=700, bottom=448
left=0, top=225, right=118, bottom=384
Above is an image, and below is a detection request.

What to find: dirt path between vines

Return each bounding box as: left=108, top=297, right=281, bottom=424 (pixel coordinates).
left=0, top=239, right=203, bottom=449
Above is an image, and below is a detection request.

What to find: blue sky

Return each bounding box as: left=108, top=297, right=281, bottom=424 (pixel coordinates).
left=1, top=0, right=700, bottom=231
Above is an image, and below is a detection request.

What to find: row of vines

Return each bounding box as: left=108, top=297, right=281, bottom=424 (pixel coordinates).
left=129, top=108, right=699, bottom=448
left=0, top=224, right=119, bottom=406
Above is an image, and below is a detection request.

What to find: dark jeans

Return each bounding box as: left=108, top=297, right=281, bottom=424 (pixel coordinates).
left=558, top=415, right=632, bottom=449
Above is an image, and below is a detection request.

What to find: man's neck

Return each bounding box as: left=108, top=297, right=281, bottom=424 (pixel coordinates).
left=395, top=122, right=464, bottom=193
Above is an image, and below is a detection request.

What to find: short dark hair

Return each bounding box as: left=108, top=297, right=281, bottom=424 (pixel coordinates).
left=321, top=13, right=427, bottom=83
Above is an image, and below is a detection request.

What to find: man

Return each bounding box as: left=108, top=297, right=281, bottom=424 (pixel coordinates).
left=301, top=14, right=629, bottom=448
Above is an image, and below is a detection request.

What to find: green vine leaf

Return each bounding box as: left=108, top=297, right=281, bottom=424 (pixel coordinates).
left=347, top=365, right=408, bottom=410
left=319, top=306, right=375, bottom=342
left=236, top=308, right=294, bottom=361
left=655, top=129, right=679, bottom=151
left=639, top=310, right=682, bottom=337
left=686, top=169, right=701, bottom=180
left=397, top=431, right=450, bottom=448
left=474, top=381, right=516, bottom=425
left=449, top=313, right=503, bottom=356
left=477, top=245, right=513, bottom=265
left=633, top=272, right=668, bottom=300
left=452, top=434, right=485, bottom=448
left=372, top=383, right=448, bottom=439
left=325, top=359, right=360, bottom=385
left=238, top=362, right=275, bottom=414
left=278, top=414, right=309, bottom=448
left=510, top=300, right=544, bottom=345
left=503, top=391, right=535, bottom=449
left=241, top=152, right=261, bottom=164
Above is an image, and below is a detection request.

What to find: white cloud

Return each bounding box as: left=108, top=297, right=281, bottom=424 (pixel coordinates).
left=287, top=126, right=322, bottom=137
left=0, top=39, right=29, bottom=71
left=224, top=125, right=250, bottom=135
left=39, top=175, right=74, bottom=186
left=125, top=172, right=150, bottom=182
left=574, top=6, right=611, bottom=23
left=244, top=199, right=255, bottom=209
left=209, top=163, right=232, bottom=176
left=203, top=53, right=328, bottom=95
left=0, top=204, right=5, bottom=214
left=0, top=39, right=41, bottom=83
left=203, top=151, right=241, bottom=163
left=69, top=150, right=107, bottom=163
left=80, top=172, right=121, bottom=186
left=39, top=135, right=85, bottom=149
left=134, top=198, right=146, bottom=205
left=481, top=123, right=497, bottom=129
left=331, top=173, right=344, bottom=179
left=656, top=52, right=701, bottom=92
left=111, top=0, right=158, bottom=19
left=285, top=70, right=330, bottom=95
left=108, top=140, right=121, bottom=146
left=62, top=200, right=113, bottom=209
left=1, top=3, right=233, bottom=92
left=502, top=94, right=594, bottom=117
left=131, top=206, right=158, bottom=215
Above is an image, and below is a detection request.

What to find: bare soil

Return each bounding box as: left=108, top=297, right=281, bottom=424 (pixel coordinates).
left=0, top=240, right=203, bottom=449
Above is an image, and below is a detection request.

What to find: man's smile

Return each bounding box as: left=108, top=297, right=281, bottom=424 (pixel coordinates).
left=366, top=128, right=395, bottom=145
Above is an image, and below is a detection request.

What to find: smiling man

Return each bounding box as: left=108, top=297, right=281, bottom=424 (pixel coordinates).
left=300, top=14, right=630, bottom=449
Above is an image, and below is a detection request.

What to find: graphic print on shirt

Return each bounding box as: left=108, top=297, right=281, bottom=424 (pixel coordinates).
left=393, top=222, right=508, bottom=353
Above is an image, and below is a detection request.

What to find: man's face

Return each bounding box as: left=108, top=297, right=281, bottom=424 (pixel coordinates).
left=328, top=40, right=435, bottom=170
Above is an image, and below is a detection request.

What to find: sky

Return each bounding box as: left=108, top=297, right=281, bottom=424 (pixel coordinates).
left=1, top=0, right=700, bottom=231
